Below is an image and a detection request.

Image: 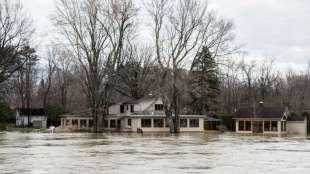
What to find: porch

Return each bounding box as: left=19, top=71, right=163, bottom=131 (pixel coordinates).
left=236, top=119, right=287, bottom=135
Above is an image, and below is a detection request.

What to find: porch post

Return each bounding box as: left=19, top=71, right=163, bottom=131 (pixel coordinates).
left=236, top=121, right=239, bottom=133
left=151, top=118, right=154, bottom=128
left=262, top=121, right=264, bottom=133
left=277, top=121, right=281, bottom=135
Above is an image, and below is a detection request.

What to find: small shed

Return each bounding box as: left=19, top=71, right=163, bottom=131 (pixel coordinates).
left=287, top=114, right=307, bottom=136
left=15, top=108, right=47, bottom=129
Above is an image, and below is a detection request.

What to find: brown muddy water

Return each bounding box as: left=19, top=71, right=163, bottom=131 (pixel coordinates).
left=0, top=132, right=310, bottom=174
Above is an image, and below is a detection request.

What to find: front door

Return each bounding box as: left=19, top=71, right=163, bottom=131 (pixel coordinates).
left=253, top=121, right=263, bottom=133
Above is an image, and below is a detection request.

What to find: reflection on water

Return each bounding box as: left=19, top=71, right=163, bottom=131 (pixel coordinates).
left=0, top=132, right=310, bottom=174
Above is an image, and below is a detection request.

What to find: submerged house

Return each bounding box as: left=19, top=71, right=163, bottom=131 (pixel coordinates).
left=233, top=104, right=307, bottom=136
left=104, top=97, right=204, bottom=132
left=60, top=97, right=205, bottom=132
left=16, top=108, right=47, bottom=129
left=60, top=110, right=94, bottom=131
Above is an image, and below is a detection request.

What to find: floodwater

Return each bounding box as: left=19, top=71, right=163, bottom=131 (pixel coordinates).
left=0, top=132, right=310, bottom=174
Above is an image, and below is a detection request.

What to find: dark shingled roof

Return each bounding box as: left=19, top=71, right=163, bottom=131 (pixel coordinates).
left=17, top=108, right=47, bottom=116
left=233, top=106, right=285, bottom=119
left=287, top=115, right=305, bottom=121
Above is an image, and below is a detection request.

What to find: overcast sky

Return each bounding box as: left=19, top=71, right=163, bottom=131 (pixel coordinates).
left=21, top=0, right=310, bottom=71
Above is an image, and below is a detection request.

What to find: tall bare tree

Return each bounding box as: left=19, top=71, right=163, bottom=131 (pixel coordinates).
left=220, top=59, right=242, bottom=113
left=0, top=0, right=34, bottom=84
left=240, top=60, right=257, bottom=105
left=146, top=0, right=234, bottom=133
left=115, top=45, right=156, bottom=99
left=54, top=48, right=73, bottom=110
left=41, top=47, right=57, bottom=108
left=53, top=0, right=136, bottom=132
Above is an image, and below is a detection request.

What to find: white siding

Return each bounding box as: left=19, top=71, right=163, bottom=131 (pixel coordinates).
left=287, top=121, right=307, bottom=136
left=108, top=98, right=164, bottom=115
left=109, top=104, right=121, bottom=115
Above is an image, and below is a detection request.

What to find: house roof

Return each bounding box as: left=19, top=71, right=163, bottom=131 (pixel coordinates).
left=205, top=115, right=221, bottom=122
left=287, top=115, right=305, bottom=121
left=61, top=109, right=92, bottom=118
left=233, top=106, right=285, bottom=119
left=120, top=96, right=160, bottom=105
left=17, top=108, right=47, bottom=116
left=105, top=114, right=206, bottom=118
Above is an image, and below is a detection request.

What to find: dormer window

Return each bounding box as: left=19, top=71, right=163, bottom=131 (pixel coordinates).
left=130, top=105, right=134, bottom=113
left=120, top=105, right=124, bottom=113
left=155, top=104, right=164, bottom=111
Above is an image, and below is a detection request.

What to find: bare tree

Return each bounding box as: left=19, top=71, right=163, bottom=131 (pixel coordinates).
left=146, top=0, right=234, bottom=133
left=14, top=46, right=38, bottom=109
left=220, top=59, right=242, bottom=113
left=54, top=48, right=73, bottom=110
left=0, top=0, right=34, bottom=84
left=41, top=47, right=57, bottom=108
left=53, top=0, right=136, bottom=132
left=114, top=45, right=156, bottom=99
left=257, top=58, right=277, bottom=102
left=240, top=60, right=257, bottom=101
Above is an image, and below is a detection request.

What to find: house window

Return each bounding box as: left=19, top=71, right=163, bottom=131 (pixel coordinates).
left=239, top=121, right=244, bottom=131
left=180, top=119, right=188, bottom=128
left=154, top=119, right=164, bottom=128
left=104, top=120, right=109, bottom=128
left=128, top=119, right=131, bottom=126
left=271, top=121, right=278, bottom=131
left=264, top=121, right=270, bottom=131
left=66, top=119, right=70, bottom=126
left=130, top=105, right=134, bottom=113
left=110, top=120, right=116, bottom=128
left=80, top=120, right=87, bottom=128
left=72, top=119, right=78, bottom=126
left=239, top=121, right=245, bottom=131
left=120, top=105, right=125, bottom=113
left=117, top=120, right=121, bottom=128
left=155, top=104, right=164, bottom=111
left=245, top=121, right=251, bottom=131
left=189, top=119, right=199, bottom=128
left=141, top=119, right=152, bottom=128
left=89, top=120, right=94, bottom=128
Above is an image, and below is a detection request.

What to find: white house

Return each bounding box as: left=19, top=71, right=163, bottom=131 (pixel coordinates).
left=60, top=97, right=205, bottom=132
left=16, top=108, right=47, bottom=129
left=103, top=97, right=204, bottom=132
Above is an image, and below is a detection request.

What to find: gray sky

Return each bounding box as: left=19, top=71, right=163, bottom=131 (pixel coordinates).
left=21, top=0, right=310, bottom=71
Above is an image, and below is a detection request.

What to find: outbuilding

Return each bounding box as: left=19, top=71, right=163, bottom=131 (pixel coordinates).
left=16, top=108, right=47, bottom=129
left=233, top=104, right=307, bottom=136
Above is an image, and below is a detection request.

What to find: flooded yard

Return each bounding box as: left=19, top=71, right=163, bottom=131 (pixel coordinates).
left=0, top=132, right=310, bottom=174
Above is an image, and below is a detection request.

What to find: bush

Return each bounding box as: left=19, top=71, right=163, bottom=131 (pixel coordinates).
left=47, top=104, right=65, bottom=127
left=0, top=122, right=6, bottom=130
left=0, top=97, right=14, bottom=125
left=217, top=113, right=235, bottom=131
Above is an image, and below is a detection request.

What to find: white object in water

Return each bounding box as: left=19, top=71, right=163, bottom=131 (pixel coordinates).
left=49, top=126, right=56, bottom=134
